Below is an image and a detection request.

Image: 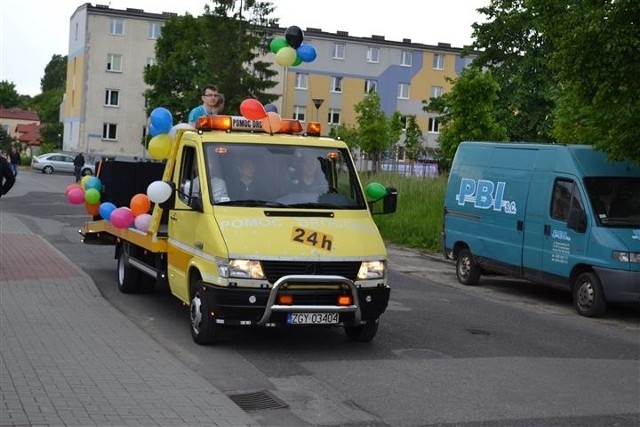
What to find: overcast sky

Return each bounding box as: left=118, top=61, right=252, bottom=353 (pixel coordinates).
left=1, top=0, right=487, bottom=97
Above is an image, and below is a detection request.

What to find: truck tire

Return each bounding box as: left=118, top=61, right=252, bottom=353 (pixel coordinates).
left=573, top=272, right=607, bottom=317
left=345, top=320, right=379, bottom=343
left=190, top=278, right=220, bottom=345
left=117, top=244, right=140, bottom=293
left=456, top=248, right=481, bottom=285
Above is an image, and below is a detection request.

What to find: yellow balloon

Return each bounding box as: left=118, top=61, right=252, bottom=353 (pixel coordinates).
left=81, top=175, right=91, bottom=189
left=275, top=46, right=297, bottom=67
left=148, top=134, right=172, bottom=160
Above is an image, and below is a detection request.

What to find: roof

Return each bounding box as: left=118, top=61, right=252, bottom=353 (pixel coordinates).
left=0, top=107, right=40, bottom=122
left=15, top=123, right=41, bottom=146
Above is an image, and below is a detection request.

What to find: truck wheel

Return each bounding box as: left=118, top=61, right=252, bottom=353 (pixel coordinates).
left=573, top=272, right=607, bottom=317
left=117, top=245, right=141, bottom=293
left=345, top=320, right=379, bottom=343
left=456, top=248, right=481, bottom=285
left=190, top=278, right=220, bottom=345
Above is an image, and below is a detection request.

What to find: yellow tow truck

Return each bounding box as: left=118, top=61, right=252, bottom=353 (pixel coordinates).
left=82, top=115, right=397, bottom=344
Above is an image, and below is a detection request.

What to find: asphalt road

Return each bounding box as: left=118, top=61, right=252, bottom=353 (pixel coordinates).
left=2, top=169, right=639, bottom=427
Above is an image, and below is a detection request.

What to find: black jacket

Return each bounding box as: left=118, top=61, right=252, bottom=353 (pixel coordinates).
left=0, top=156, right=16, bottom=197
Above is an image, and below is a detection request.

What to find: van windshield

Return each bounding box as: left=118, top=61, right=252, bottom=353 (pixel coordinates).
left=202, top=143, right=367, bottom=209
left=584, top=177, right=640, bottom=226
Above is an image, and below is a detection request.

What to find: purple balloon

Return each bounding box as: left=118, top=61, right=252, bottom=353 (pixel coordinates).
left=264, top=104, right=278, bottom=113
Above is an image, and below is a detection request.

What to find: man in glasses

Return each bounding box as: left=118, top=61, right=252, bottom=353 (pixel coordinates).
left=188, top=84, right=220, bottom=127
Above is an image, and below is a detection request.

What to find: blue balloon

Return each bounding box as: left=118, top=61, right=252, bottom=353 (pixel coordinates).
left=99, top=202, right=117, bottom=221
left=297, top=44, right=317, bottom=63
left=149, top=124, right=163, bottom=137
left=85, top=176, right=103, bottom=192
left=150, top=107, right=173, bottom=134
left=264, top=104, right=278, bottom=113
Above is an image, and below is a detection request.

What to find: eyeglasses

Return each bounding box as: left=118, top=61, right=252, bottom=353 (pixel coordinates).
left=203, top=93, right=218, bottom=97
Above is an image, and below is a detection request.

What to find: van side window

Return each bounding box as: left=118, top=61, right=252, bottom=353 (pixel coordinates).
left=178, top=146, right=199, bottom=207
left=551, top=179, right=584, bottom=221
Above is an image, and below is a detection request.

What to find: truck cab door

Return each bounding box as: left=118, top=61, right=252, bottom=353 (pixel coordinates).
left=541, top=177, right=589, bottom=283
left=167, top=145, right=203, bottom=302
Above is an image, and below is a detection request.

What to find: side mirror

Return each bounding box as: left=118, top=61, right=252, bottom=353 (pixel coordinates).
left=383, top=187, right=398, bottom=213
left=567, top=207, right=587, bottom=233
left=365, top=182, right=398, bottom=215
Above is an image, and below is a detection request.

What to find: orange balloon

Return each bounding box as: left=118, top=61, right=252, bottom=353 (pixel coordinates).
left=85, top=202, right=100, bottom=217
left=130, top=193, right=151, bottom=216
left=261, top=111, right=282, bottom=134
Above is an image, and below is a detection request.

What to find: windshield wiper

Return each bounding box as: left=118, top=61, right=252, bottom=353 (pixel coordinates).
left=216, top=199, right=292, bottom=208
left=288, top=202, right=344, bottom=209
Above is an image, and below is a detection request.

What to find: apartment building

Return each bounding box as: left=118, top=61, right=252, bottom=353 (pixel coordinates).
left=61, top=3, right=473, bottom=158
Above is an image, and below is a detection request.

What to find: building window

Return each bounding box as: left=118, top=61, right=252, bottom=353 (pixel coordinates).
left=400, top=115, right=408, bottom=130
left=294, top=73, right=308, bottom=89
left=366, top=46, right=379, bottom=63
left=365, top=79, right=378, bottom=94
left=331, top=76, right=343, bottom=93
left=328, top=108, right=341, bottom=125
left=428, top=117, right=440, bottom=133
left=293, top=105, right=306, bottom=122
left=398, top=83, right=410, bottom=99
left=103, top=123, right=118, bottom=140
left=109, top=18, right=124, bottom=36
left=401, top=50, right=413, bottom=67
left=104, top=89, right=120, bottom=107
left=107, top=54, right=122, bottom=72
left=431, top=86, right=443, bottom=98
left=333, top=42, right=345, bottom=59
left=148, top=22, right=162, bottom=39
left=433, top=53, right=445, bottom=70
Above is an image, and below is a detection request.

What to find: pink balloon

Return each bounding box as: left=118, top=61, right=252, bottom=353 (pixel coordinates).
left=66, top=187, right=85, bottom=205
left=134, top=213, right=152, bottom=232
left=110, top=207, right=135, bottom=229
left=261, top=111, right=282, bottom=133
left=240, top=98, right=267, bottom=120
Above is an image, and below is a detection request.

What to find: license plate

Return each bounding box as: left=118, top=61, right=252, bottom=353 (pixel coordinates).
left=288, top=312, right=339, bottom=325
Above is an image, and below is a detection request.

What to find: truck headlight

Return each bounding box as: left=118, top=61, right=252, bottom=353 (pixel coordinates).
left=229, top=259, right=265, bottom=279
left=613, top=251, right=640, bottom=263
left=357, top=261, right=385, bottom=280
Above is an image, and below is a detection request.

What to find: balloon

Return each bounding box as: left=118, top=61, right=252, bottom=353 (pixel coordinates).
left=275, top=46, right=297, bottom=67
left=149, top=124, right=162, bottom=137
left=366, top=182, right=388, bottom=200
left=110, top=207, right=135, bottom=229
left=99, top=202, right=117, bottom=220
left=150, top=107, right=173, bottom=134
left=261, top=111, right=282, bottom=134
left=284, top=25, right=304, bottom=48
left=269, top=37, right=288, bottom=54
left=147, top=180, right=172, bottom=204
left=297, top=44, right=317, bottom=62
left=239, top=98, right=267, bottom=120
left=148, top=134, right=172, bottom=160
left=85, top=202, right=100, bottom=217
left=130, top=193, right=151, bottom=216
left=66, top=187, right=85, bottom=205
left=66, top=183, right=82, bottom=194
left=80, top=175, right=91, bottom=189
left=264, top=104, right=278, bottom=113
left=85, top=188, right=101, bottom=205
left=168, top=123, right=195, bottom=141
left=134, top=213, right=152, bottom=232
left=292, top=55, right=303, bottom=67
left=84, top=176, right=103, bottom=192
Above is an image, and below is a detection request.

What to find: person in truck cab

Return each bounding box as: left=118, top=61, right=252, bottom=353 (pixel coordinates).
left=289, top=153, right=328, bottom=193
left=227, top=157, right=269, bottom=200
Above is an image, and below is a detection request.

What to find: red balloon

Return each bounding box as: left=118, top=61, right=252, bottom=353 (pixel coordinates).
left=240, top=98, right=267, bottom=120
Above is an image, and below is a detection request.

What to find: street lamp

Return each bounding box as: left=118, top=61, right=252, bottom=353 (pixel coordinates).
left=57, top=133, right=62, bottom=150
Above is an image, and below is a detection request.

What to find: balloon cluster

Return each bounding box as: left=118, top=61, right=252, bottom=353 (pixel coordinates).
left=239, top=98, right=283, bottom=134
left=148, top=107, right=194, bottom=160
left=270, top=25, right=317, bottom=67
left=66, top=178, right=174, bottom=233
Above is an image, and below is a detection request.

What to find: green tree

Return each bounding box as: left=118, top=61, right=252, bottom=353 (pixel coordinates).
left=40, top=54, right=67, bottom=92
left=403, top=115, right=423, bottom=161
left=0, top=81, right=21, bottom=108
left=354, top=91, right=401, bottom=172
left=144, top=0, right=278, bottom=123
left=549, top=0, right=640, bottom=164
left=424, top=67, right=507, bottom=170
left=469, top=0, right=556, bottom=142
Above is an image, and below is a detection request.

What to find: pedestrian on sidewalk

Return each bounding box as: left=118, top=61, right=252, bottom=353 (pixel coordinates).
left=73, top=152, right=85, bottom=183
left=9, top=148, right=20, bottom=176
left=0, top=154, right=16, bottom=198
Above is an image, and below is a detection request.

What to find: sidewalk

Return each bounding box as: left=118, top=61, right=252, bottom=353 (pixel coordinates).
left=0, top=210, right=258, bottom=426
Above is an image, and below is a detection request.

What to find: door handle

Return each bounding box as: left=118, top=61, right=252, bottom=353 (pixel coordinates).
left=544, top=224, right=551, bottom=236
left=517, top=220, right=524, bottom=231
left=170, top=213, right=178, bottom=220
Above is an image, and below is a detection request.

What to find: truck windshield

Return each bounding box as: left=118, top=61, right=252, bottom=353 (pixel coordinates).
left=202, top=143, right=367, bottom=209
left=584, top=177, right=640, bottom=226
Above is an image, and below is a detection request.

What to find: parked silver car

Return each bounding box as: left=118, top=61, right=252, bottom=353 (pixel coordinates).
left=31, top=153, right=94, bottom=176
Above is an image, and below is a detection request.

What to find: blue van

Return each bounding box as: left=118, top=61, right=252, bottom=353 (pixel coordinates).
left=443, top=142, right=640, bottom=317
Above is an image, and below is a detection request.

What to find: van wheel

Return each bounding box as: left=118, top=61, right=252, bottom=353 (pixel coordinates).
left=117, top=244, right=140, bottom=293
left=345, top=320, right=379, bottom=343
left=456, top=249, right=481, bottom=285
left=190, top=278, right=220, bottom=345
left=573, top=272, right=607, bottom=317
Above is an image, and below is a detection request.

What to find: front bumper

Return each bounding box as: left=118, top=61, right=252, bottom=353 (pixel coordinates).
left=594, top=266, right=640, bottom=302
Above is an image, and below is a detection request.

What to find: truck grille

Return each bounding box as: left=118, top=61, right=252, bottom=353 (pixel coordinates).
left=261, top=261, right=361, bottom=283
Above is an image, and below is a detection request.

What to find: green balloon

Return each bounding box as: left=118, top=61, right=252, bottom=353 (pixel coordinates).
left=270, top=37, right=288, bottom=54
left=366, top=182, right=387, bottom=200
left=292, top=55, right=303, bottom=66
left=85, top=188, right=101, bottom=205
